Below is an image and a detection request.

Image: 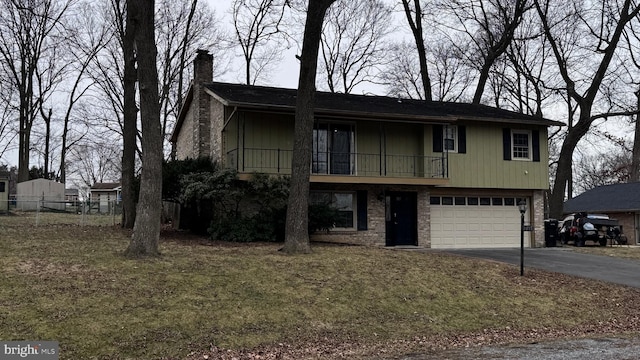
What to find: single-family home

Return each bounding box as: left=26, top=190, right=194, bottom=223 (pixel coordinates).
left=170, top=50, right=562, bottom=249
left=563, top=182, right=640, bottom=245
left=90, top=182, right=121, bottom=213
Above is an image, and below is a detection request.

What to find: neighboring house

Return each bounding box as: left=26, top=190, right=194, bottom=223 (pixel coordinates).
left=563, top=182, right=640, bottom=245
left=170, top=50, right=562, bottom=249
left=16, top=178, right=65, bottom=211
left=0, top=175, right=8, bottom=212
left=65, top=188, right=79, bottom=203
left=90, top=182, right=121, bottom=213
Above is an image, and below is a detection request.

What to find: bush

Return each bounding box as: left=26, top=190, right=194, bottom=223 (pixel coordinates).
left=175, top=165, right=343, bottom=242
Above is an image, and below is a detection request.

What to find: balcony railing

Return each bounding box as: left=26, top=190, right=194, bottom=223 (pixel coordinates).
left=225, top=148, right=448, bottom=179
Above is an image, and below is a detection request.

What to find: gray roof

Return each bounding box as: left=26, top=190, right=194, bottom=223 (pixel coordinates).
left=204, top=82, right=563, bottom=126
left=563, top=182, right=640, bottom=213
left=171, top=82, right=563, bottom=143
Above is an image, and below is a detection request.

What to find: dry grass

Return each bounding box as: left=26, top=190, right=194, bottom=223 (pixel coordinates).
left=569, top=245, right=640, bottom=260
left=2, top=216, right=640, bottom=359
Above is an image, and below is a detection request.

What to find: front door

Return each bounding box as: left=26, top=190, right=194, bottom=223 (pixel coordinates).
left=385, top=192, right=418, bottom=246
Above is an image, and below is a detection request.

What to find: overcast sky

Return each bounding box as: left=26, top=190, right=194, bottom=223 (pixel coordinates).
left=206, top=0, right=302, bottom=89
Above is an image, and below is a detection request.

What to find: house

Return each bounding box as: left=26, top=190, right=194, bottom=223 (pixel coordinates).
left=0, top=174, right=8, bottom=212
left=16, top=178, right=65, bottom=211
left=563, top=182, right=640, bottom=245
left=90, top=182, right=121, bottom=213
left=170, top=50, right=562, bottom=249
left=65, top=188, right=79, bottom=203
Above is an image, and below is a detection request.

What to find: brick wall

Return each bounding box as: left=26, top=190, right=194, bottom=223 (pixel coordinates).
left=175, top=105, right=195, bottom=160
left=532, top=190, right=545, bottom=247
left=208, top=100, right=224, bottom=162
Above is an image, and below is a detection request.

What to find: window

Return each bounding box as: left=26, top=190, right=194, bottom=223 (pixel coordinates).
left=467, top=197, right=479, bottom=205
left=433, top=125, right=466, bottom=154
left=442, top=196, right=454, bottom=205
left=313, top=123, right=355, bottom=175
left=311, top=191, right=355, bottom=229
left=0, top=181, right=4, bottom=193
left=512, top=130, right=531, bottom=160
left=444, top=126, right=457, bottom=152
left=429, top=196, right=441, bottom=205
left=455, top=196, right=466, bottom=205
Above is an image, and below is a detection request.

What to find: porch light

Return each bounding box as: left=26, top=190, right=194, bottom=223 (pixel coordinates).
left=518, top=200, right=527, bottom=214
left=518, top=200, right=526, bottom=276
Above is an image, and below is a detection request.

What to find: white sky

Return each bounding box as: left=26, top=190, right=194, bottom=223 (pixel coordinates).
left=207, top=0, right=302, bottom=89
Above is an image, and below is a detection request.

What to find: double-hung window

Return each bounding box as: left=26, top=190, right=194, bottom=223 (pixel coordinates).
left=443, top=126, right=457, bottom=152
left=512, top=130, right=531, bottom=160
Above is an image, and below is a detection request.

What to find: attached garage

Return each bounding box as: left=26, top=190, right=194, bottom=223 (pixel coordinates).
left=430, top=195, right=531, bottom=249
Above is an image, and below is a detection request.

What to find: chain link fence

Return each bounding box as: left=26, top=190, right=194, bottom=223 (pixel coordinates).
left=0, top=198, right=121, bottom=226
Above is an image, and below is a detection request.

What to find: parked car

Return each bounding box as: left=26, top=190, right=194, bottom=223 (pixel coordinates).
left=558, top=213, right=623, bottom=247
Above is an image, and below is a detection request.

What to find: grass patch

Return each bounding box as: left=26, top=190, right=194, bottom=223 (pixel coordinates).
left=569, top=245, right=640, bottom=260
left=1, top=218, right=640, bottom=359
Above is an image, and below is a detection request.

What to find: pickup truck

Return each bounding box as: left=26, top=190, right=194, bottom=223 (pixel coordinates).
left=558, top=213, right=624, bottom=247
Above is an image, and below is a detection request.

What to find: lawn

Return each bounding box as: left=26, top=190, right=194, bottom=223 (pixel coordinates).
left=569, top=245, right=640, bottom=260
left=2, top=214, right=640, bottom=359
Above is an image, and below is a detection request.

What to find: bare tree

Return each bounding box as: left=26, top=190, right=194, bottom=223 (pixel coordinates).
left=125, top=0, right=163, bottom=257
left=573, top=148, right=632, bottom=194
left=535, top=0, right=640, bottom=219
left=382, top=41, right=472, bottom=101
left=0, top=0, right=72, bottom=182
left=283, top=0, right=336, bottom=254
left=318, top=0, right=392, bottom=94
left=67, top=140, right=122, bottom=189
left=400, top=0, right=432, bottom=100
left=232, top=0, right=288, bottom=85
left=435, top=0, right=530, bottom=104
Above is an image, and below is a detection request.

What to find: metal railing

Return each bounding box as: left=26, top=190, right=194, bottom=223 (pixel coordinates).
left=225, top=148, right=448, bottom=178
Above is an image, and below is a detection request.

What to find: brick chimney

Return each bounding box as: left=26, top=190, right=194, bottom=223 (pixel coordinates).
left=193, top=49, right=213, bottom=158
left=194, top=49, right=213, bottom=83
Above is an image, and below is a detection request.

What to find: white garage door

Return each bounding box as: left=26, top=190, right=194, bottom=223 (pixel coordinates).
left=430, top=196, right=530, bottom=249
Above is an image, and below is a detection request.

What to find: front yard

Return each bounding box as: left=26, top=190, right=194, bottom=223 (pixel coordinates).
left=2, top=214, right=640, bottom=359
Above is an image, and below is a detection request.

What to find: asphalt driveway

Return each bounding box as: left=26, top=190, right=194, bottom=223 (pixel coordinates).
left=441, top=247, right=640, bottom=288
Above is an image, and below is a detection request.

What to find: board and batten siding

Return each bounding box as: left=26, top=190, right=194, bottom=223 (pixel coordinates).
left=428, top=124, right=549, bottom=190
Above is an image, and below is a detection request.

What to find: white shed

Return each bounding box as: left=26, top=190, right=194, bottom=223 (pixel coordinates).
left=16, top=179, right=65, bottom=211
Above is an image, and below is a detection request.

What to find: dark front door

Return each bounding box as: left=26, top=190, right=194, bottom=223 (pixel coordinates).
left=385, top=192, right=418, bottom=246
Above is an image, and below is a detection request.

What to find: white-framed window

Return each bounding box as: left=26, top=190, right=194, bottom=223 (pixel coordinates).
left=512, top=130, right=531, bottom=160
left=443, top=125, right=457, bottom=153
left=310, top=191, right=356, bottom=229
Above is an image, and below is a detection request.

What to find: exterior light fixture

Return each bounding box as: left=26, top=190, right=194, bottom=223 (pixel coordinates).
left=518, top=200, right=526, bottom=276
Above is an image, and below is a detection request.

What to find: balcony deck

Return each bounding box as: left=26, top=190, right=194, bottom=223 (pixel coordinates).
left=226, top=148, right=449, bottom=185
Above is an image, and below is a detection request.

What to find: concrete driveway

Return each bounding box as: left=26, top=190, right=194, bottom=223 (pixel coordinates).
left=441, top=247, right=640, bottom=288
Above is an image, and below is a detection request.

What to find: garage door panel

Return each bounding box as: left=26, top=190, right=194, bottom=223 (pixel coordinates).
left=431, top=200, right=529, bottom=249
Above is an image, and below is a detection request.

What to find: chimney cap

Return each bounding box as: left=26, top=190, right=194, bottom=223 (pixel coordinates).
left=196, top=49, right=211, bottom=57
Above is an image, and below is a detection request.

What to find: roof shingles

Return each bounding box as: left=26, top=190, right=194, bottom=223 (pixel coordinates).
left=563, top=182, right=640, bottom=213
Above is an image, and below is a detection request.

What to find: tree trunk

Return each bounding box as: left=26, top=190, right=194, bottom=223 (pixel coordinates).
left=125, top=0, right=162, bottom=257
left=121, top=0, right=138, bottom=229
left=401, top=0, right=432, bottom=101
left=631, top=89, right=640, bottom=182
left=548, top=111, right=592, bottom=220
left=282, top=0, right=336, bottom=254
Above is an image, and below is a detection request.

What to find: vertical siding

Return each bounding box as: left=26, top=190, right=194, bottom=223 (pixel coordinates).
left=441, top=125, right=549, bottom=189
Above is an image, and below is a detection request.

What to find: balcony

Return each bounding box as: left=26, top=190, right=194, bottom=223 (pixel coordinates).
left=225, top=148, right=448, bottom=184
